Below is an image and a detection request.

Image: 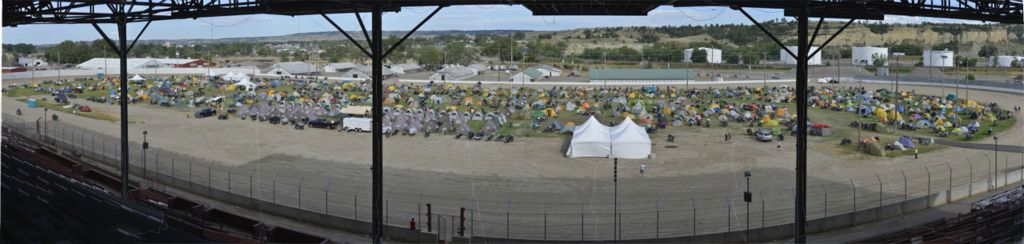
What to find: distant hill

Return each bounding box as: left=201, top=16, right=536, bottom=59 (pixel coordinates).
left=141, top=30, right=533, bottom=44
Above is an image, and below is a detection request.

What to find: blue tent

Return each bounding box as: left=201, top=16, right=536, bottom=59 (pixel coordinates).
left=898, top=137, right=916, bottom=149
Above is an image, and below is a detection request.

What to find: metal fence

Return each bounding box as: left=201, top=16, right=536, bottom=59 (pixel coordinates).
left=4, top=113, right=1022, bottom=241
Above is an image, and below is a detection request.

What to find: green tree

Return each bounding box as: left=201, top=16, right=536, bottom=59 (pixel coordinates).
left=415, top=46, right=443, bottom=66
left=977, top=43, right=998, bottom=57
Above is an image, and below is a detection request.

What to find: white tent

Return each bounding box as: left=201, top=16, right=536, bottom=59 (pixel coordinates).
left=234, top=79, right=256, bottom=91
left=566, top=116, right=611, bottom=158
left=609, top=117, right=652, bottom=159
left=129, top=74, right=145, bottom=82
left=208, top=70, right=218, bottom=77
left=223, top=72, right=238, bottom=81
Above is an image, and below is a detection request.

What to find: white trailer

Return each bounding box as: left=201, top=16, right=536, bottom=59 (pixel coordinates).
left=343, top=117, right=372, bottom=132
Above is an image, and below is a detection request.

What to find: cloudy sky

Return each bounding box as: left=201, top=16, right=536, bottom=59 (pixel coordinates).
left=2, top=5, right=978, bottom=45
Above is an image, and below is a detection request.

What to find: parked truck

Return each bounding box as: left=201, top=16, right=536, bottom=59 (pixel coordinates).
left=343, top=117, right=372, bottom=132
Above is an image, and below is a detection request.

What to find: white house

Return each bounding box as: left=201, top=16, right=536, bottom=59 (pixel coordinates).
left=851, top=46, right=889, bottom=65
left=922, top=50, right=955, bottom=67
left=684, top=47, right=723, bottom=64
left=780, top=46, right=822, bottom=65
left=265, top=62, right=317, bottom=76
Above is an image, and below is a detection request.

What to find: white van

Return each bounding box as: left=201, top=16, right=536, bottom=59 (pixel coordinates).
left=343, top=117, right=372, bottom=132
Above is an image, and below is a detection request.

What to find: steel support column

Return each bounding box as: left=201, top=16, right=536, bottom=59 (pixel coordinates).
left=794, top=6, right=810, bottom=243
left=370, top=3, right=385, bottom=243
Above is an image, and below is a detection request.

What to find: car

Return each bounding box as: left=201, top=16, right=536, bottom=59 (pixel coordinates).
left=755, top=129, right=773, bottom=142
left=268, top=116, right=282, bottom=124
left=78, top=105, right=92, bottom=112
left=194, top=108, right=216, bottom=118
left=307, top=118, right=339, bottom=129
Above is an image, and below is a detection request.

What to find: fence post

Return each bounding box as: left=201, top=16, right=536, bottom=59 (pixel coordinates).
left=926, top=166, right=932, bottom=200
left=656, top=198, right=660, bottom=240
left=325, top=175, right=331, bottom=215
left=272, top=173, right=277, bottom=204
left=692, top=198, right=697, bottom=237
left=188, top=158, right=193, bottom=190
left=249, top=168, right=256, bottom=198
left=543, top=201, right=548, bottom=241
left=946, top=163, right=952, bottom=203
left=1003, top=152, right=1010, bottom=188
left=761, top=194, right=765, bottom=228
left=876, top=175, right=882, bottom=220
left=298, top=178, right=304, bottom=209
left=727, top=196, right=732, bottom=232
left=506, top=203, right=510, bottom=242
left=850, top=179, right=856, bottom=224
left=228, top=165, right=234, bottom=193
left=580, top=202, right=584, bottom=241
left=208, top=163, right=213, bottom=195
left=354, top=192, right=358, bottom=220
left=900, top=171, right=907, bottom=212
left=984, top=154, right=992, bottom=191
left=171, top=152, right=176, bottom=179
left=823, top=184, right=829, bottom=218
left=968, top=159, right=973, bottom=196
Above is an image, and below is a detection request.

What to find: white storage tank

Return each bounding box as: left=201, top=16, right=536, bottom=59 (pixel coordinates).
left=780, top=46, right=822, bottom=65
left=922, top=50, right=955, bottom=67
left=683, top=47, right=723, bottom=64
left=851, top=46, right=889, bottom=65
left=988, top=55, right=1022, bottom=67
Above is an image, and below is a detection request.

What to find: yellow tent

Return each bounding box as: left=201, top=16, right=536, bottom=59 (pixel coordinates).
left=776, top=108, right=787, bottom=117
left=564, top=121, right=576, bottom=127
left=542, top=108, right=558, bottom=117
left=764, top=119, right=780, bottom=127
left=873, top=108, right=886, bottom=118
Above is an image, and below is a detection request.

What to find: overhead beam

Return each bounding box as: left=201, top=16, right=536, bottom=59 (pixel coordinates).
left=382, top=6, right=444, bottom=58
left=736, top=7, right=797, bottom=59
left=321, top=12, right=372, bottom=58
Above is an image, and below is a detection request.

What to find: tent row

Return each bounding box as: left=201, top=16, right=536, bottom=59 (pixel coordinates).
left=566, top=116, right=652, bottom=159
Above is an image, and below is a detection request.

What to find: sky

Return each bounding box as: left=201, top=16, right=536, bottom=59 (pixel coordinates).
left=2, top=5, right=979, bottom=45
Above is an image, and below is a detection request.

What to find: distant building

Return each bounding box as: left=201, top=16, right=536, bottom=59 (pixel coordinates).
left=265, top=62, right=317, bottom=76
left=324, top=62, right=357, bottom=73
left=428, top=65, right=477, bottom=81
left=987, top=55, right=1023, bottom=67
left=341, top=65, right=398, bottom=80
left=922, top=50, right=955, bottom=67
left=684, top=48, right=723, bottom=64
left=780, top=46, right=822, bottom=65
left=77, top=58, right=162, bottom=70
left=589, top=69, right=693, bottom=82
left=387, top=63, right=423, bottom=74
left=510, top=68, right=544, bottom=83
left=467, top=64, right=488, bottom=74
left=851, top=46, right=888, bottom=65
left=532, top=64, right=563, bottom=77
left=18, top=57, right=48, bottom=67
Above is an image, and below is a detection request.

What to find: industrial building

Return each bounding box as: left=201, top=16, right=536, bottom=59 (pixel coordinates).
left=780, top=46, right=822, bottom=65
left=987, top=55, right=1023, bottom=67
left=684, top=47, right=723, bottom=64
left=265, top=61, right=318, bottom=76
left=851, top=46, right=889, bottom=65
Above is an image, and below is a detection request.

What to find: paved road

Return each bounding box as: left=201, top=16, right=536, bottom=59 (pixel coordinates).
left=936, top=139, right=1024, bottom=153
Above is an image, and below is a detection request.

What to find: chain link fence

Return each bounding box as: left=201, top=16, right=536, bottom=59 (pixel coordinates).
left=4, top=113, right=1022, bottom=241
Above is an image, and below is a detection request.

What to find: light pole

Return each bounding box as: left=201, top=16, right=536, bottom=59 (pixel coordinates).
left=892, top=52, right=905, bottom=96
left=613, top=158, right=618, bottom=241
left=994, top=136, right=999, bottom=187
left=744, top=170, right=752, bottom=242
left=143, top=130, right=149, bottom=177
left=940, top=55, right=948, bottom=96
left=763, top=52, right=767, bottom=88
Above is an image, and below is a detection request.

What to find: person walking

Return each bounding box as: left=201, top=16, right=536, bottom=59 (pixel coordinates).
left=776, top=140, right=782, bottom=151
left=640, top=162, right=647, bottom=177
left=914, top=148, right=919, bottom=159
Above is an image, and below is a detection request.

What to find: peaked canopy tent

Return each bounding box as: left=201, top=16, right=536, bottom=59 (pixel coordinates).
left=6, top=1, right=1020, bottom=243
left=129, top=74, right=145, bottom=82
left=610, top=117, right=652, bottom=159
left=566, top=116, right=611, bottom=158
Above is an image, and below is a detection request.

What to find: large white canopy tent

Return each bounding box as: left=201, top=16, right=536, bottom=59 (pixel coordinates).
left=609, top=117, right=652, bottom=159
left=566, top=116, right=611, bottom=158
left=566, top=116, right=651, bottom=159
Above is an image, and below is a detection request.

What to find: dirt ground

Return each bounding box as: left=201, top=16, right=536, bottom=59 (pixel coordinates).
left=3, top=79, right=1023, bottom=240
